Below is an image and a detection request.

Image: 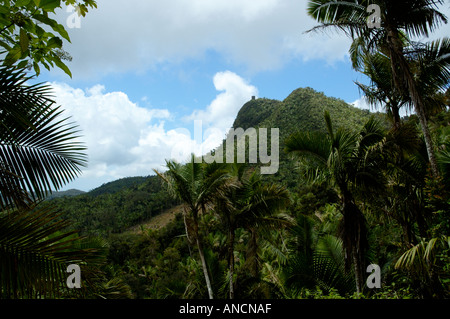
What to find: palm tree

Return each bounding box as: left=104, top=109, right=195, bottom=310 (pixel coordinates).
left=0, top=66, right=87, bottom=208
left=0, top=203, right=107, bottom=298
left=409, top=38, right=450, bottom=117
left=0, top=66, right=107, bottom=298
left=154, top=156, right=230, bottom=299
left=285, top=111, right=386, bottom=293
left=354, top=37, right=450, bottom=129
left=307, top=0, right=448, bottom=176
left=213, top=164, right=291, bottom=299
left=283, top=211, right=356, bottom=297
left=395, top=235, right=449, bottom=298
left=352, top=49, right=407, bottom=128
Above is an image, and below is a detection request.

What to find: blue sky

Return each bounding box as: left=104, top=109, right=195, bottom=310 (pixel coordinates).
left=34, top=0, right=450, bottom=192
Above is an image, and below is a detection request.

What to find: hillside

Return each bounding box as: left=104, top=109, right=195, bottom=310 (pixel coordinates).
left=52, top=87, right=384, bottom=235
left=47, top=87, right=450, bottom=300
left=88, top=176, right=151, bottom=197
left=233, top=87, right=384, bottom=139
left=126, top=204, right=184, bottom=234
left=228, top=87, right=386, bottom=187
left=49, top=175, right=179, bottom=236
left=45, top=189, right=86, bottom=199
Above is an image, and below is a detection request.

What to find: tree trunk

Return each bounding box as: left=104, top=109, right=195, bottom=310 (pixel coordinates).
left=386, top=28, right=439, bottom=177
left=193, top=209, right=214, bottom=299
left=390, top=102, right=401, bottom=129
left=353, top=249, right=363, bottom=294
left=340, top=189, right=367, bottom=295
left=246, top=228, right=260, bottom=278
left=196, top=236, right=214, bottom=299
left=413, top=102, right=439, bottom=177
left=228, top=229, right=235, bottom=299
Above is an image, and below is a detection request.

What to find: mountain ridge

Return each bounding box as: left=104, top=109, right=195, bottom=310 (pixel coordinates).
left=233, top=87, right=383, bottom=138
left=51, top=87, right=385, bottom=234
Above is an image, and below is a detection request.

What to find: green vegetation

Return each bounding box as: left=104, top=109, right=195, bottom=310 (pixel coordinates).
left=0, top=0, right=448, bottom=301
left=49, top=175, right=179, bottom=236
left=42, top=87, right=449, bottom=300
left=0, top=0, right=97, bottom=76
left=0, top=65, right=109, bottom=298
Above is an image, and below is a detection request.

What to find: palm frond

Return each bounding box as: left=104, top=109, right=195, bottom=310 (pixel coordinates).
left=0, top=66, right=87, bottom=204
left=285, top=130, right=331, bottom=166
left=314, top=234, right=355, bottom=295
left=0, top=204, right=106, bottom=298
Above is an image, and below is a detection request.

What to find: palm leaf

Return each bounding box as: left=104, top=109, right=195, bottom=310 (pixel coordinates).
left=314, top=234, right=355, bottom=295
left=307, top=0, right=368, bottom=38
left=285, top=130, right=331, bottom=166
left=0, top=204, right=106, bottom=298
left=0, top=66, right=87, bottom=206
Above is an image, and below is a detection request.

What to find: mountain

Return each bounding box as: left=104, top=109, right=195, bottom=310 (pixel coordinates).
left=232, top=97, right=281, bottom=130
left=48, top=175, right=179, bottom=235
left=51, top=87, right=385, bottom=235
left=233, top=87, right=384, bottom=139
left=45, top=189, right=86, bottom=199
left=88, top=176, right=151, bottom=197
left=227, top=87, right=386, bottom=188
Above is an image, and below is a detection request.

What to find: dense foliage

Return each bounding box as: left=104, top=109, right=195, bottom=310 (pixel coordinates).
left=49, top=176, right=179, bottom=236
left=1, top=0, right=448, bottom=301
left=48, top=88, right=449, bottom=299
left=0, top=0, right=97, bottom=76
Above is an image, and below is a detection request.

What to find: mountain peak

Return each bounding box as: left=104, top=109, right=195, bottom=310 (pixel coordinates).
left=232, top=87, right=377, bottom=138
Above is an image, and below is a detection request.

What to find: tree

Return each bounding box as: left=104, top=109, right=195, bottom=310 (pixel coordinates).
left=307, top=0, right=448, bottom=177
left=283, top=217, right=356, bottom=297
left=285, top=111, right=386, bottom=293
left=154, top=156, right=231, bottom=299
left=354, top=37, right=450, bottom=129
left=0, top=203, right=107, bottom=298
left=0, top=0, right=97, bottom=77
left=395, top=235, right=450, bottom=298
left=352, top=48, right=407, bottom=128
left=213, top=165, right=291, bottom=299
left=0, top=66, right=87, bottom=209
left=0, top=66, right=106, bottom=298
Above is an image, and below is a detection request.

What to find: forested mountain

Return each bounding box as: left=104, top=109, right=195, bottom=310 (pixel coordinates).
left=234, top=87, right=384, bottom=137
left=2, top=0, right=448, bottom=303
left=46, top=87, right=447, bottom=300
left=49, top=175, right=179, bottom=236
left=228, top=87, right=387, bottom=188
left=45, top=189, right=86, bottom=199
left=50, top=87, right=380, bottom=236
left=88, top=176, right=151, bottom=197
left=10, top=83, right=450, bottom=299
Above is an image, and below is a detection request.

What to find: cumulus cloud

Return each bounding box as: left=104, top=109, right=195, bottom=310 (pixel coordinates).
left=56, top=0, right=351, bottom=78
left=50, top=82, right=175, bottom=189
left=351, top=97, right=373, bottom=111
left=351, top=97, right=414, bottom=118
left=49, top=71, right=256, bottom=191
left=186, top=71, right=258, bottom=131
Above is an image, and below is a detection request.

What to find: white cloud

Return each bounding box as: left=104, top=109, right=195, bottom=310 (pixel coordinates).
left=351, top=97, right=415, bottom=118
left=50, top=82, right=173, bottom=190
left=48, top=0, right=450, bottom=81
left=49, top=71, right=256, bottom=191
left=186, top=71, right=258, bottom=131
left=56, top=0, right=351, bottom=78
left=351, top=97, right=373, bottom=111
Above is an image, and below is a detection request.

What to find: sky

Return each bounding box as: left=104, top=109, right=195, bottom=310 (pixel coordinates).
left=33, top=0, right=450, bottom=192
